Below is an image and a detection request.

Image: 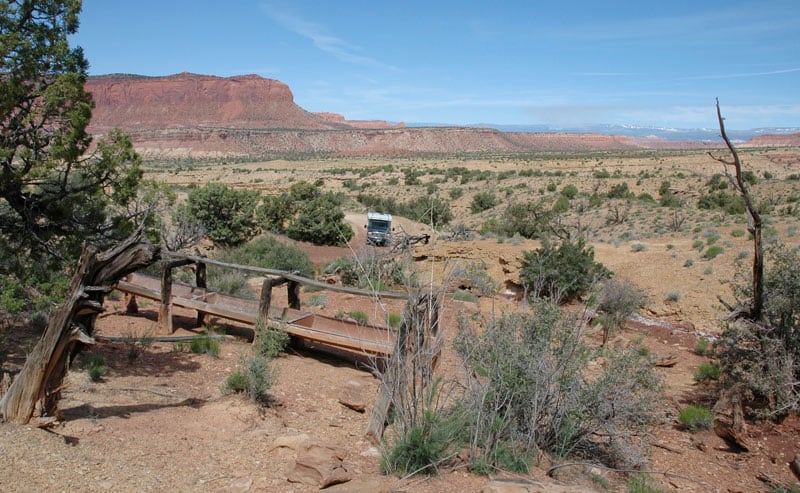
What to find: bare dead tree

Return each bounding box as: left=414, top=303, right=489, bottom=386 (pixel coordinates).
left=0, top=229, right=160, bottom=424
left=709, top=99, right=764, bottom=321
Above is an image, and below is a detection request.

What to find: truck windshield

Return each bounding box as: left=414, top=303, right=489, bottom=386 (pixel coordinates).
left=368, top=220, right=390, bottom=232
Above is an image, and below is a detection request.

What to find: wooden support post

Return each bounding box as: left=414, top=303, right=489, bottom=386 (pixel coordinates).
left=195, top=261, right=207, bottom=327
left=288, top=280, right=301, bottom=310
left=259, top=277, right=274, bottom=322
left=124, top=293, right=138, bottom=314
left=159, top=262, right=173, bottom=334
left=159, top=259, right=195, bottom=334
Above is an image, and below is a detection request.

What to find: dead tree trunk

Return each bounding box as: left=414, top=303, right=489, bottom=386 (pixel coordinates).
left=0, top=230, right=160, bottom=424
left=366, top=290, right=442, bottom=443
left=711, top=99, right=764, bottom=321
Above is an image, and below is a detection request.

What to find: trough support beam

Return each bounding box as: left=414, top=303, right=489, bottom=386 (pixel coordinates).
left=288, top=280, right=301, bottom=310
left=159, top=259, right=195, bottom=334
left=195, top=261, right=207, bottom=327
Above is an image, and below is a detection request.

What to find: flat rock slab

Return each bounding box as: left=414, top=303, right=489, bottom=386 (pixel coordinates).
left=287, top=440, right=351, bottom=488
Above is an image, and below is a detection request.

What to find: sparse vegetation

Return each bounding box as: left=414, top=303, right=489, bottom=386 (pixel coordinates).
left=678, top=405, right=714, bottom=432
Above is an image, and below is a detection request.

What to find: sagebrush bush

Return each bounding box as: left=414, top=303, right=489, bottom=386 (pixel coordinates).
left=454, top=300, right=661, bottom=470
left=224, top=355, right=274, bottom=405
left=678, top=405, right=714, bottom=432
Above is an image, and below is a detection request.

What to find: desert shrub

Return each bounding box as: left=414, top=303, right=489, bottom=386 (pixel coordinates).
left=666, top=291, right=681, bottom=302
left=694, top=337, right=711, bottom=355
left=561, top=184, right=578, bottom=200
left=595, top=278, right=647, bottom=342
left=716, top=244, right=800, bottom=417
left=627, top=473, right=668, bottom=493
left=694, top=361, right=721, bottom=382
left=401, top=195, right=453, bottom=227
left=180, top=183, right=259, bottom=247
left=190, top=335, right=220, bottom=358
left=387, top=312, right=402, bottom=329
left=678, top=405, right=714, bottom=432
left=215, top=235, right=314, bottom=277
left=225, top=355, right=274, bottom=405
left=631, top=243, right=646, bottom=252
left=684, top=259, right=694, bottom=268
left=607, top=182, right=632, bottom=199
left=520, top=238, right=611, bottom=303
left=452, top=290, right=479, bottom=303
left=254, top=320, right=290, bottom=359
left=381, top=409, right=455, bottom=476
left=85, top=354, right=108, bottom=382
left=257, top=194, right=295, bottom=233
left=489, top=200, right=560, bottom=240
left=703, top=245, right=725, bottom=259
left=449, top=187, right=464, bottom=200
left=552, top=195, right=571, bottom=214
left=286, top=192, right=353, bottom=246
left=451, top=261, right=497, bottom=296
left=730, top=228, right=746, bottom=238
left=454, top=301, right=661, bottom=471
left=470, top=191, right=499, bottom=213
left=305, top=294, right=327, bottom=307
left=698, top=191, right=746, bottom=215
left=323, top=252, right=408, bottom=291
left=348, top=310, right=369, bottom=325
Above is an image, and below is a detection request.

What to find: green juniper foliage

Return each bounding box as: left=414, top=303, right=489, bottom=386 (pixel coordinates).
left=1, top=0, right=144, bottom=311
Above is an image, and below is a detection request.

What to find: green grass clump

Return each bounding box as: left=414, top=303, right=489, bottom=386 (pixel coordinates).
left=694, top=361, right=721, bottom=382
left=626, top=473, right=668, bottom=493
left=190, top=335, right=220, bottom=357
left=452, top=289, right=479, bottom=303
left=86, top=354, right=108, bottom=382
left=348, top=310, right=369, bottom=325
left=694, top=337, right=711, bottom=356
left=387, top=312, right=402, bottom=329
left=678, top=405, right=714, bottom=432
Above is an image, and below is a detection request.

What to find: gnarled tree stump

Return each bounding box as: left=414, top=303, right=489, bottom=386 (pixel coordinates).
left=0, top=230, right=160, bottom=424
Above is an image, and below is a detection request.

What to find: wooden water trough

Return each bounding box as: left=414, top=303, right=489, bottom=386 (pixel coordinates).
left=114, top=253, right=408, bottom=358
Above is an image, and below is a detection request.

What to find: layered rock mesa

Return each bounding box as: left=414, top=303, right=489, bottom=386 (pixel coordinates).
left=87, top=72, right=406, bottom=133
left=84, top=72, right=731, bottom=158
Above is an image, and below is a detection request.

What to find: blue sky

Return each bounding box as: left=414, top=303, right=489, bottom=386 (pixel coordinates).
left=71, top=1, right=800, bottom=129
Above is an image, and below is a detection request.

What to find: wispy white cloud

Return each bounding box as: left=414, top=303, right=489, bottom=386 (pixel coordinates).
left=683, top=67, right=800, bottom=80
left=260, top=3, right=400, bottom=71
